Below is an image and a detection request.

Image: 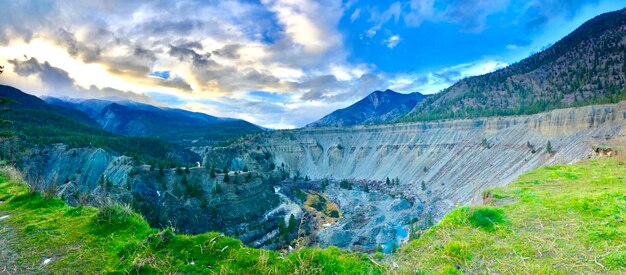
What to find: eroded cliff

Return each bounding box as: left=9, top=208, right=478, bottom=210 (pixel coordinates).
left=246, top=102, right=624, bottom=204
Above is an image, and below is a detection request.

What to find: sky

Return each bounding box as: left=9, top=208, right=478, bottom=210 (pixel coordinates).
left=0, top=0, right=624, bottom=128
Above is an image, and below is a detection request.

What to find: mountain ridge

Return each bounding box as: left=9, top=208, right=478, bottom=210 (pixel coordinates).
left=307, top=89, right=427, bottom=127
left=44, top=96, right=264, bottom=145
left=397, top=8, right=626, bottom=122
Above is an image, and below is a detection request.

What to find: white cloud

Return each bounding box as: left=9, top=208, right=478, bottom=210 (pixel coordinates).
left=351, top=8, right=361, bottom=22
left=388, top=60, right=508, bottom=94
left=261, top=0, right=343, bottom=54
left=384, top=35, right=402, bottom=48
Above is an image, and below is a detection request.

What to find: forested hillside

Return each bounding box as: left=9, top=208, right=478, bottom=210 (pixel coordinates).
left=399, top=8, right=626, bottom=122
left=0, top=85, right=198, bottom=165
left=45, top=97, right=263, bottom=146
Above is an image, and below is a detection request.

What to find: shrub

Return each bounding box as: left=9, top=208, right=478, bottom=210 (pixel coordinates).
left=339, top=179, right=352, bottom=190
left=91, top=204, right=149, bottom=235
left=466, top=207, right=506, bottom=232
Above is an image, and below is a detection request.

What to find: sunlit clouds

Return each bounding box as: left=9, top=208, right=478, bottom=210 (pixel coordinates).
left=0, top=0, right=621, bottom=128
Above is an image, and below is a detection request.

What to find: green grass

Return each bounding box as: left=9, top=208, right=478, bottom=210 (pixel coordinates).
left=394, top=159, right=626, bottom=274
left=1, top=159, right=625, bottom=273
left=0, top=168, right=381, bottom=274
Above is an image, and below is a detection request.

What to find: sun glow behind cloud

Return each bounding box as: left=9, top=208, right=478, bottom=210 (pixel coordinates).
left=0, top=0, right=622, bottom=128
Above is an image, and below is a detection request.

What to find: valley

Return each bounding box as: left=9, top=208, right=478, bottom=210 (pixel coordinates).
left=202, top=100, right=625, bottom=251
left=0, top=5, right=624, bottom=273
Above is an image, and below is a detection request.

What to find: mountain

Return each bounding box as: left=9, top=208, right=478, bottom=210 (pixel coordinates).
left=44, top=97, right=263, bottom=145
left=0, top=85, right=198, bottom=165
left=399, top=8, right=626, bottom=122
left=307, top=89, right=427, bottom=127
left=0, top=86, right=98, bottom=127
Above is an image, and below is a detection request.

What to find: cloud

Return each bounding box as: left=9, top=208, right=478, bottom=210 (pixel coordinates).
left=2, top=0, right=599, bottom=129
left=300, top=90, right=328, bottom=101
left=387, top=60, right=509, bottom=94
left=10, top=57, right=75, bottom=91
left=168, top=44, right=215, bottom=68
left=439, top=0, right=509, bottom=32
left=384, top=35, right=402, bottom=48
left=362, top=0, right=507, bottom=34
left=261, top=0, right=344, bottom=53
left=522, top=0, right=600, bottom=30
left=404, top=0, right=436, bottom=27
left=8, top=57, right=154, bottom=103
left=506, top=39, right=532, bottom=50
left=211, top=44, right=242, bottom=59
left=351, top=8, right=361, bottom=22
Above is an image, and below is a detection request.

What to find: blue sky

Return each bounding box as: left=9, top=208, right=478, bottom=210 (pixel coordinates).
left=0, top=0, right=624, bottom=128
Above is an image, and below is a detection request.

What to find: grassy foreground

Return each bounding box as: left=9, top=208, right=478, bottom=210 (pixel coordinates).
left=394, top=159, right=626, bottom=274
left=0, top=159, right=624, bottom=274
left=0, top=168, right=380, bottom=274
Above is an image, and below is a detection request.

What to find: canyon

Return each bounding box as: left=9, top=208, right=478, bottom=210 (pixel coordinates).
left=201, top=101, right=626, bottom=250
left=5, top=97, right=626, bottom=252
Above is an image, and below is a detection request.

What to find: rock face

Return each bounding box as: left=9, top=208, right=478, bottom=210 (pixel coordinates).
left=307, top=90, right=427, bottom=127
left=16, top=144, right=281, bottom=237
left=221, top=101, right=626, bottom=206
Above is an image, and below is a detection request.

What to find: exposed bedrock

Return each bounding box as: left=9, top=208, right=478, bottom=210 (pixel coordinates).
left=212, top=101, right=626, bottom=205
left=14, top=144, right=280, bottom=238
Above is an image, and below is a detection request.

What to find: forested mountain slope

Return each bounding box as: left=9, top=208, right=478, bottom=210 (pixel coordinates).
left=0, top=85, right=197, bottom=165
left=45, top=97, right=263, bottom=146
left=399, top=8, right=626, bottom=122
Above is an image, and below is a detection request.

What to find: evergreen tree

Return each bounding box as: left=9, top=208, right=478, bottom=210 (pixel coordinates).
left=212, top=183, right=222, bottom=194
left=386, top=177, right=390, bottom=185
left=288, top=214, right=297, bottom=231
left=223, top=173, right=230, bottom=182
left=210, top=166, right=216, bottom=178
left=546, top=141, right=553, bottom=153
left=181, top=175, right=188, bottom=186
left=278, top=218, right=287, bottom=239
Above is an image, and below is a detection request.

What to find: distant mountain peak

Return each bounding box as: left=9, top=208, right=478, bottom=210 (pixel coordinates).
left=307, top=90, right=427, bottom=127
